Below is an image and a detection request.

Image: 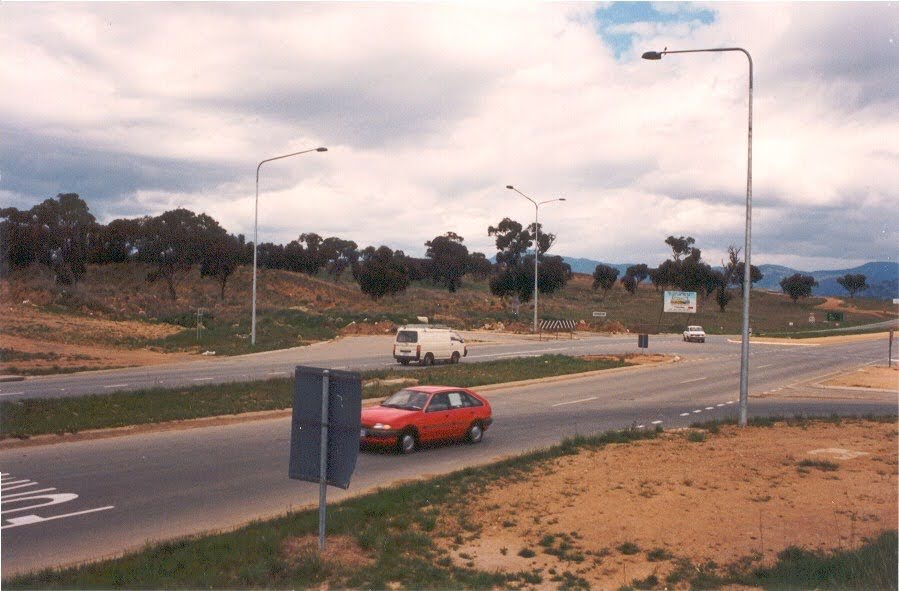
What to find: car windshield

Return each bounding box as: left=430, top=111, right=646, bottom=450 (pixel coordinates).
left=381, top=389, right=429, bottom=410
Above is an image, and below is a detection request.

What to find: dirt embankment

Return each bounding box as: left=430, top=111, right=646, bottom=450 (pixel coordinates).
left=440, top=419, right=898, bottom=590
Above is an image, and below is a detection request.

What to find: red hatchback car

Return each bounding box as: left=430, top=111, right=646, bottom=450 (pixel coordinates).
left=360, top=386, right=493, bottom=454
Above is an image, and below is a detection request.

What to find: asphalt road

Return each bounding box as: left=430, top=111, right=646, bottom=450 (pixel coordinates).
left=1, top=332, right=719, bottom=400
left=1, top=334, right=896, bottom=577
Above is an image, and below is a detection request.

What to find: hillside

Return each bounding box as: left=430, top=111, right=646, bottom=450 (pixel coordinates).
left=2, top=262, right=897, bottom=376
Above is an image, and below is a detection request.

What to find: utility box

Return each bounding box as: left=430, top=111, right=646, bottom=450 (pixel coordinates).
left=638, top=334, right=649, bottom=349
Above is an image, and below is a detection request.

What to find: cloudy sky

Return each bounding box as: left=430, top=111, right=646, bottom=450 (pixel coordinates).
left=1, top=2, right=896, bottom=271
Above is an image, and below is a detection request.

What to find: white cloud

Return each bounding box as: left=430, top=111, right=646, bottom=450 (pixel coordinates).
left=0, top=2, right=895, bottom=270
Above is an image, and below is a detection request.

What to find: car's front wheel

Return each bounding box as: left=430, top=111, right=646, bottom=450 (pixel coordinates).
left=398, top=430, right=417, bottom=454
left=467, top=422, right=484, bottom=444
left=451, top=351, right=461, bottom=364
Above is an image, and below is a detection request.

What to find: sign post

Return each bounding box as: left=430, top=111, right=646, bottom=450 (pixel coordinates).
left=289, top=366, right=361, bottom=551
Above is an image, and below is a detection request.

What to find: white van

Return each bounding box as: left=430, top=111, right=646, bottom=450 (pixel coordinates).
left=393, top=325, right=467, bottom=365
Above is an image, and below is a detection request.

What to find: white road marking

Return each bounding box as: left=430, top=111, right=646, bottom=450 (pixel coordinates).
left=192, top=377, right=214, bottom=382
left=679, top=377, right=707, bottom=384
left=0, top=392, right=25, bottom=397
left=552, top=396, right=598, bottom=407
left=103, top=384, right=128, bottom=389
left=757, top=364, right=773, bottom=369
left=680, top=412, right=690, bottom=417
left=716, top=403, right=725, bottom=407
left=705, top=406, right=714, bottom=410
left=726, top=401, right=735, bottom=405
left=693, top=410, right=703, bottom=414
left=1, top=473, right=115, bottom=530
left=2, top=506, right=115, bottom=529
left=651, top=420, right=663, bottom=425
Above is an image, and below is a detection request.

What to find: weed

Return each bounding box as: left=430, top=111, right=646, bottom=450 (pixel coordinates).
left=687, top=431, right=706, bottom=443
left=798, top=459, right=840, bottom=472
left=617, top=541, right=640, bottom=555
left=518, top=548, right=536, bottom=558
left=646, top=547, right=672, bottom=562
left=631, top=573, right=660, bottom=589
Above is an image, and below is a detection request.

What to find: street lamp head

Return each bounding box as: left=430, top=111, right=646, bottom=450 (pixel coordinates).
left=316, top=147, right=328, bottom=152
left=642, top=51, right=663, bottom=60
left=559, top=198, right=567, bottom=201
left=506, top=185, right=514, bottom=190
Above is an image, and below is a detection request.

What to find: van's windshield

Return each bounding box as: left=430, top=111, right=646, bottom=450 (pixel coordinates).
left=396, top=330, right=418, bottom=343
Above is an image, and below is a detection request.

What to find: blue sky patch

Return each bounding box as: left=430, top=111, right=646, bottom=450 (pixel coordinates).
left=595, top=2, right=716, bottom=58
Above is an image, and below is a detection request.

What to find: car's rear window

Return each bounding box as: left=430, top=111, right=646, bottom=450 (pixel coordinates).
left=396, top=330, right=418, bottom=343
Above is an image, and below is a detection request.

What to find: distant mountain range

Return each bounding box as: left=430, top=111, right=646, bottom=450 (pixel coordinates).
left=561, top=257, right=898, bottom=300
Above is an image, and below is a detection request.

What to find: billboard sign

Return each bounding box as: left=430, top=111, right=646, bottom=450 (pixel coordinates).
left=663, top=291, right=697, bottom=314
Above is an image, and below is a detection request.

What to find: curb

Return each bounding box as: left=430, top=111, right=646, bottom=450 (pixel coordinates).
left=0, top=375, right=25, bottom=383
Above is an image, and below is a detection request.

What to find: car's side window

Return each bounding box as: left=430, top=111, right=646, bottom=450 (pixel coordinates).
left=460, top=392, right=482, bottom=407
left=427, top=393, right=450, bottom=412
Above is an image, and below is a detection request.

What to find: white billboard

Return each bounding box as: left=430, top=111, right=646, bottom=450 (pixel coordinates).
left=664, top=291, right=697, bottom=313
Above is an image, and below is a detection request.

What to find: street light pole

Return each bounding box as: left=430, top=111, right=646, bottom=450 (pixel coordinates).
left=505, top=185, right=566, bottom=334
left=642, top=47, right=753, bottom=427
left=252, top=146, right=328, bottom=346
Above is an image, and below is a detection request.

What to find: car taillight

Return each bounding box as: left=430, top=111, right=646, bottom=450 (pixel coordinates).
left=416, top=345, right=421, bottom=359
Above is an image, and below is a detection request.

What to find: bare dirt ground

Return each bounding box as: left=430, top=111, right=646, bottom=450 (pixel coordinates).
left=821, top=365, right=898, bottom=391
left=439, top=419, right=898, bottom=590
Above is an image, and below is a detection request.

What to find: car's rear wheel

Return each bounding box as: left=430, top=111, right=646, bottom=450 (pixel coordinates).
left=467, top=422, right=483, bottom=444
left=451, top=351, right=461, bottom=364
left=398, top=430, right=417, bottom=454
left=422, top=353, right=434, bottom=366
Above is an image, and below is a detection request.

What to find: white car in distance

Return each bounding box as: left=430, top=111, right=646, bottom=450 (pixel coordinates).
left=683, top=325, right=706, bottom=343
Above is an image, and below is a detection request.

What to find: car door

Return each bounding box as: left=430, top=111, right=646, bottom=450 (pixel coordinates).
left=421, top=392, right=453, bottom=441
left=445, top=390, right=476, bottom=438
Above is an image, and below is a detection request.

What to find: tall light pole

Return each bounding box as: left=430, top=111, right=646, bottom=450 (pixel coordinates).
left=505, top=185, right=566, bottom=334
left=642, top=47, right=753, bottom=427
left=252, top=146, right=328, bottom=346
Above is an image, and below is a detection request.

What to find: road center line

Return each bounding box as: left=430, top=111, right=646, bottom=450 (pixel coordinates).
left=757, top=364, right=774, bottom=369
left=103, top=384, right=128, bottom=389
left=680, top=412, right=690, bottom=417
left=0, top=392, right=25, bottom=397
left=551, top=396, right=598, bottom=407
left=192, top=377, right=214, bottom=382
left=679, top=377, right=707, bottom=384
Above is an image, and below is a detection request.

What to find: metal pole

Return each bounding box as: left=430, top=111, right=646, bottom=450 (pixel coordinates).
left=318, top=370, right=330, bottom=551
left=642, top=47, right=753, bottom=427
left=533, top=203, right=540, bottom=334
left=251, top=147, right=327, bottom=346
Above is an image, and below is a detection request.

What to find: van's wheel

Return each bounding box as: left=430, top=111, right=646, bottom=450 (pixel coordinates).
left=467, top=422, right=483, bottom=444
left=422, top=353, right=434, bottom=366
left=398, top=430, right=417, bottom=454
left=399, top=359, right=410, bottom=366
left=451, top=351, right=461, bottom=364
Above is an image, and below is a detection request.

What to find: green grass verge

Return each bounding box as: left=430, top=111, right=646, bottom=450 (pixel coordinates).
left=0, top=354, right=630, bottom=439
left=3, top=427, right=661, bottom=590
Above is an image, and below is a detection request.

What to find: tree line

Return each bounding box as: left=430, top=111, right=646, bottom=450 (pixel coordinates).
left=1, top=193, right=868, bottom=306
left=0, top=193, right=569, bottom=302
